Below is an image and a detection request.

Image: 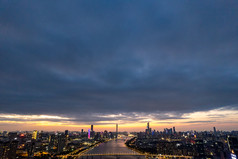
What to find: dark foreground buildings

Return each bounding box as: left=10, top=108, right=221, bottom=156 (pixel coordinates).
left=0, top=124, right=238, bottom=159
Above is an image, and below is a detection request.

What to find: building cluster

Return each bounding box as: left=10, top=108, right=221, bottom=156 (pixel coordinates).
left=0, top=124, right=119, bottom=159
left=1, top=123, right=238, bottom=159
left=127, top=123, right=238, bottom=159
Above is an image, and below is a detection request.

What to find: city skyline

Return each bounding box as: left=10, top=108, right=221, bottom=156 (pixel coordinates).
left=1, top=1, right=238, bottom=132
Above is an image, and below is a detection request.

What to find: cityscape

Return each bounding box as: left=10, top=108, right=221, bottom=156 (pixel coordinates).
left=1, top=0, right=238, bottom=159
left=0, top=123, right=238, bottom=158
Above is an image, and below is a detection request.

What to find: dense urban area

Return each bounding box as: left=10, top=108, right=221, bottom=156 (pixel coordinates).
left=0, top=123, right=238, bottom=159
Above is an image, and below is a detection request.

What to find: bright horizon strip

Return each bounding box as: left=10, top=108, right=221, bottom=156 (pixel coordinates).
left=0, top=106, right=238, bottom=132
left=0, top=114, right=70, bottom=120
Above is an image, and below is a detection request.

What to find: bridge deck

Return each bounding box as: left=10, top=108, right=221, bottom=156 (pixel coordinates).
left=58, top=153, right=193, bottom=158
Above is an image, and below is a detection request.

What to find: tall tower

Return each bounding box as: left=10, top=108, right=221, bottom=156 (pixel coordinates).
left=173, top=127, right=176, bottom=134
left=91, top=125, right=94, bottom=132
left=147, top=122, right=150, bottom=129
left=57, top=134, right=65, bottom=153
left=88, top=129, right=91, bottom=139
left=32, top=130, right=38, bottom=140
left=116, top=123, right=118, bottom=138
left=213, top=127, right=216, bottom=136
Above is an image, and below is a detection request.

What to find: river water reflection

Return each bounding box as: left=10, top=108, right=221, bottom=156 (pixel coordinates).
left=79, top=139, right=145, bottom=159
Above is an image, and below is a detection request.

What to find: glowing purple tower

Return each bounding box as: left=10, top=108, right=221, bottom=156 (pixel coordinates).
left=88, top=129, right=90, bottom=139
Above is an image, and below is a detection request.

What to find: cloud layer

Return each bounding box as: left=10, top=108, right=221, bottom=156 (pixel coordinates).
left=0, top=1, right=238, bottom=128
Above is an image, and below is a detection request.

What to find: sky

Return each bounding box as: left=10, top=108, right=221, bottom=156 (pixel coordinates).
left=0, top=1, right=238, bottom=132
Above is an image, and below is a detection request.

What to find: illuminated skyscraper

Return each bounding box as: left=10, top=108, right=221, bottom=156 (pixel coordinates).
left=57, top=134, right=65, bottom=153
left=65, top=130, right=69, bottom=145
left=145, top=122, right=151, bottom=136
left=88, top=129, right=90, bottom=139
left=48, top=134, right=55, bottom=153
left=32, top=130, right=38, bottom=140
left=116, top=124, right=118, bottom=138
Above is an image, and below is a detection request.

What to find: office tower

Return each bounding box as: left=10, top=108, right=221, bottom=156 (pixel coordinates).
left=116, top=124, right=118, bottom=138
left=64, top=130, right=69, bottom=144
left=169, top=128, right=173, bottom=134
left=4, top=133, right=19, bottom=159
left=173, top=127, right=176, bottom=134
left=91, top=125, right=94, bottom=132
left=57, top=134, right=65, bottom=153
left=213, top=127, right=217, bottom=136
left=8, top=140, right=18, bottom=159
left=88, top=129, right=91, bottom=139
left=65, top=130, right=69, bottom=136
left=81, top=129, right=84, bottom=134
left=26, top=140, right=35, bottom=158
left=145, top=122, right=152, bottom=136
left=32, top=130, right=38, bottom=140
left=90, top=125, right=95, bottom=138
left=48, top=134, right=56, bottom=153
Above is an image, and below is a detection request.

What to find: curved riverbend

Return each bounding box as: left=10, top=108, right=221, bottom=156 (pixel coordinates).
left=79, top=139, right=145, bottom=159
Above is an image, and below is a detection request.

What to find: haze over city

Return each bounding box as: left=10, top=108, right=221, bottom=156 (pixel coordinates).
left=1, top=1, right=238, bottom=132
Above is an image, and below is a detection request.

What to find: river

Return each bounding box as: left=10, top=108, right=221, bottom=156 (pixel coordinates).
left=78, top=139, right=145, bottom=159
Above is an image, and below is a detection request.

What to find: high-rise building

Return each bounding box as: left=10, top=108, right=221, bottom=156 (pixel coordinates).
left=65, top=130, right=69, bottom=136
left=48, top=134, right=56, bottom=153
left=91, top=125, right=94, bottom=132
left=57, top=134, right=65, bottom=153
left=173, top=127, right=176, bottom=134
left=88, top=129, right=91, bottom=139
left=26, top=140, right=35, bottom=158
left=145, top=122, right=152, bottom=136
left=213, top=127, right=217, bottom=136
left=32, top=130, right=38, bottom=140
left=64, top=130, right=69, bottom=145
left=8, top=140, right=18, bottom=159
left=116, top=124, right=118, bottom=138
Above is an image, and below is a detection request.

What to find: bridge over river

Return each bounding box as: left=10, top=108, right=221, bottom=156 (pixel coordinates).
left=77, top=139, right=193, bottom=159
left=78, top=139, right=144, bottom=159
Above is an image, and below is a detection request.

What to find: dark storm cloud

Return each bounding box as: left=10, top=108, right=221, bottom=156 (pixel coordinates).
left=1, top=0, right=238, bottom=121
left=0, top=112, right=186, bottom=125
